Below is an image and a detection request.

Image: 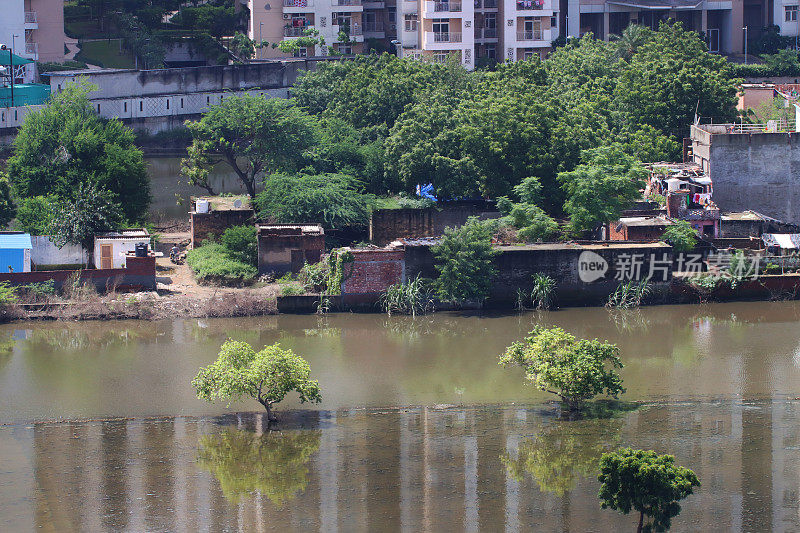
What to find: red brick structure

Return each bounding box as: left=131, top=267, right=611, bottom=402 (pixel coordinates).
left=190, top=197, right=254, bottom=248
left=0, top=255, right=156, bottom=291
left=257, top=224, right=325, bottom=275
left=338, top=248, right=405, bottom=307
left=609, top=216, right=674, bottom=241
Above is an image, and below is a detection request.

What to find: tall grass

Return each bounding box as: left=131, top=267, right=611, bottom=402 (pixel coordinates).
left=380, top=275, right=435, bottom=317
left=530, top=273, right=556, bottom=310
left=606, top=280, right=650, bottom=309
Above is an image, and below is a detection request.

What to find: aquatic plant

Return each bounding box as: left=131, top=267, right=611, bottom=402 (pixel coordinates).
left=380, top=274, right=435, bottom=317
left=606, top=280, right=650, bottom=309
left=530, top=273, right=556, bottom=310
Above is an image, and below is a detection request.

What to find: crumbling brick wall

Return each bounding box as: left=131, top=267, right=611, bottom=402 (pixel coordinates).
left=257, top=227, right=325, bottom=275
left=369, top=204, right=501, bottom=245
left=340, top=249, right=405, bottom=305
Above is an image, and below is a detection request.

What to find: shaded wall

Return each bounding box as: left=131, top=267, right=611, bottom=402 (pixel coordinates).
left=191, top=210, right=254, bottom=248
left=0, top=256, right=156, bottom=291
left=369, top=204, right=501, bottom=245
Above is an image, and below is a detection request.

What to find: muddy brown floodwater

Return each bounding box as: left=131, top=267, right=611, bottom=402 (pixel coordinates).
left=2, top=301, right=800, bottom=531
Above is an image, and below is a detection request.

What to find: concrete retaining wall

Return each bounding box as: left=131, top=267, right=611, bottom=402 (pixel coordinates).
left=30, top=236, right=87, bottom=267
left=369, top=203, right=501, bottom=245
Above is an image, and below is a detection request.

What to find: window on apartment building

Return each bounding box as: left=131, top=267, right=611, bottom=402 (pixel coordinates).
left=294, top=47, right=308, bottom=57
left=787, top=5, right=798, bottom=21
left=404, top=14, right=418, bottom=31
left=523, top=49, right=537, bottom=60
left=485, top=12, right=496, bottom=28
left=433, top=19, right=450, bottom=38
left=551, top=16, right=557, bottom=27
left=433, top=52, right=449, bottom=63
left=123, top=102, right=127, bottom=112
left=336, top=43, right=353, bottom=54
left=388, top=6, right=397, bottom=29
left=333, top=12, right=352, bottom=27
left=140, top=101, right=143, bottom=111
left=486, top=44, right=496, bottom=59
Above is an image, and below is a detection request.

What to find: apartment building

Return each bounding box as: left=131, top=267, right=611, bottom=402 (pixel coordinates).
left=248, top=0, right=397, bottom=58
left=0, top=0, right=66, bottom=63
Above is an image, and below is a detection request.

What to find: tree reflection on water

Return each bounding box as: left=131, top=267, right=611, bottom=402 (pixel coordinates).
left=196, top=428, right=321, bottom=505
left=501, top=417, right=624, bottom=496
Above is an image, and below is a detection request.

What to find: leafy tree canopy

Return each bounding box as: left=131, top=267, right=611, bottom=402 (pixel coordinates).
left=559, top=144, right=647, bottom=234
left=598, top=448, right=700, bottom=533
left=50, top=181, right=124, bottom=255
left=7, top=80, right=150, bottom=222
left=13, top=195, right=54, bottom=235
left=661, top=220, right=699, bottom=253
left=182, top=94, right=319, bottom=198
left=192, top=339, right=322, bottom=421
left=0, top=174, right=16, bottom=229
left=500, top=326, right=625, bottom=411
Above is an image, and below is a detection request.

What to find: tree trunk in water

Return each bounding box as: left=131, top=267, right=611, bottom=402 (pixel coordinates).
left=636, top=510, right=644, bottom=533
left=264, top=402, right=277, bottom=423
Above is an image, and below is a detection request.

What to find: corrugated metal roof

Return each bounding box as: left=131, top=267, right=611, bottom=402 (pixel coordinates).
left=0, top=233, right=32, bottom=249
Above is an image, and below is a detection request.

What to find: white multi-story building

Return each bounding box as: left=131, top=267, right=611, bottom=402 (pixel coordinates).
left=0, top=0, right=66, bottom=63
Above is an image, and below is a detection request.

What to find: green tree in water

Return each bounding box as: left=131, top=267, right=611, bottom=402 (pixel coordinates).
left=499, top=326, right=625, bottom=411
left=197, top=428, right=321, bottom=505
left=501, top=417, right=623, bottom=496
left=192, top=340, right=322, bottom=422
left=598, top=448, right=700, bottom=533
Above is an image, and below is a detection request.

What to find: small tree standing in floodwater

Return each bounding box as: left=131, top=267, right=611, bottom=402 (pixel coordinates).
left=499, top=326, right=625, bottom=411
left=192, top=340, right=322, bottom=423
left=598, top=448, right=700, bottom=533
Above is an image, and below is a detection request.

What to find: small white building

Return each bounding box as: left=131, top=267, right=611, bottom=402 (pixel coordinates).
left=93, top=229, right=151, bottom=269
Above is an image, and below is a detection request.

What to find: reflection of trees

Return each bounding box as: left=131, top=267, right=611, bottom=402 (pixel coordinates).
left=606, top=309, right=651, bottom=334
left=197, top=428, right=321, bottom=505
left=501, top=417, right=624, bottom=496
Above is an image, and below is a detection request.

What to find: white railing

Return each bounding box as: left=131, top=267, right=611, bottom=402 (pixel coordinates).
left=284, top=0, right=314, bottom=6
left=434, top=1, right=462, bottom=11
left=517, top=30, right=543, bottom=40
left=25, top=42, right=38, bottom=55
left=429, top=31, right=462, bottom=43
left=332, top=0, right=362, bottom=5
left=699, top=121, right=799, bottom=134
left=24, top=11, right=37, bottom=23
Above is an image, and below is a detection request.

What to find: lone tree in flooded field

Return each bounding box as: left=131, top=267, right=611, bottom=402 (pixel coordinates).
left=598, top=448, right=700, bottom=533
left=499, top=326, right=625, bottom=411
left=192, top=340, right=322, bottom=423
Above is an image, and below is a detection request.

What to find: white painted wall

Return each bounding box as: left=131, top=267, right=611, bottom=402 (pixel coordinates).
left=31, top=236, right=88, bottom=267
left=0, top=1, right=25, bottom=59
left=93, top=237, right=150, bottom=269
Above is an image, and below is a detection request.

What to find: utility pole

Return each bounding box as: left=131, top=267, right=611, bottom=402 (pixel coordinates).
left=259, top=22, right=264, bottom=59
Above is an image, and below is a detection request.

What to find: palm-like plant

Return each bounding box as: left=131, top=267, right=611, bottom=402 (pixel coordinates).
left=610, top=24, right=652, bottom=60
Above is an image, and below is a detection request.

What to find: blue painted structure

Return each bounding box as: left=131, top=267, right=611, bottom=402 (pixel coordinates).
left=0, top=233, right=32, bottom=273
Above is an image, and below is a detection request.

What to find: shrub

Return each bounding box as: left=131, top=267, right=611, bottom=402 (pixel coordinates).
left=186, top=243, right=257, bottom=285
left=255, top=173, right=373, bottom=228
left=606, top=280, right=650, bottom=309
left=280, top=284, right=306, bottom=296
left=14, top=195, right=55, bottom=235
left=220, top=225, right=257, bottom=266
left=298, top=261, right=329, bottom=292
left=662, top=220, right=698, bottom=253
left=19, top=280, right=56, bottom=302
left=0, top=282, right=18, bottom=306
left=432, top=217, right=498, bottom=304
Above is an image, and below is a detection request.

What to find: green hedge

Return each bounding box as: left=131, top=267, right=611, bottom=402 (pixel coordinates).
left=186, top=243, right=257, bottom=285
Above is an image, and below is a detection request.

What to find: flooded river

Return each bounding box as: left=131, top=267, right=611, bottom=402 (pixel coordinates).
left=2, top=302, right=800, bottom=530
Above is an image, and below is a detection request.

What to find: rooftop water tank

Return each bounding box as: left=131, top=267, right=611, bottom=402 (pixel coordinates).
left=196, top=199, right=209, bottom=213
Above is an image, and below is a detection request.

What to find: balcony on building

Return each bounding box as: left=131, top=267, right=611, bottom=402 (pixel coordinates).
left=283, top=0, right=315, bottom=11
left=284, top=25, right=314, bottom=37
left=424, top=31, right=463, bottom=48
left=24, top=11, right=38, bottom=28
left=24, top=42, right=38, bottom=59
left=362, top=0, right=385, bottom=7
left=363, top=21, right=386, bottom=35
left=516, top=28, right=551, bottom=44
left=332, top=0, right=363, bottom=8
left=423, top=0, right=463, bottom=15
left=474, top=27, right=498, bottom=40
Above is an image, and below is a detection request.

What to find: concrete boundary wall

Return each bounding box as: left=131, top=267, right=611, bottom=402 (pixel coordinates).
left=0, top=256, right=156, bottom=291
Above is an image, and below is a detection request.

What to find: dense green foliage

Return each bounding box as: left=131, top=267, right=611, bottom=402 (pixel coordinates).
left=192, top=339, right=322, bottom=421
left=598, top=448, right=700, bottom=533
left=0, top=174, right=16, bottom=229
left=255, top=173, right=373, bottom=228
left=13, top=196, right=54, bottom=236
left=197, top=429, right=321, bottom=504
left=49, top=182, right=123, bottom=256
left=661, top=220, right=699, bottom=252
left=183, top=94, right=319, bottom=197
left=288, top=23, right=736, bottom=215
left=7, top=81, right=150, bottom=223
left=220, top=225, right=258, bottom=266
left=380, top=275, right=435, bottom=316
left=559, top=145, right=648, bottom=234
left=432, top=217, right=499, bottom=304
left=500, top=326, right=625, bottom=411
left=186, top=243, right=257, bottom=285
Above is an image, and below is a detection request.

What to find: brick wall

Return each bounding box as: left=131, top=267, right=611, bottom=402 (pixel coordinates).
left=191, top=210, right=254, bottom=248
left=340, top=249, right=405, bottom=305
left=257, top=231, right=325, bottom=275
left=0, top=256, right=156, bottom=291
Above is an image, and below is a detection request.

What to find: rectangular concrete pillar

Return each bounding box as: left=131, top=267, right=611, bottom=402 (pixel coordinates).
left=731, top=0, right=744, bottom=54
left=603, top=11, right=609, bottom=40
